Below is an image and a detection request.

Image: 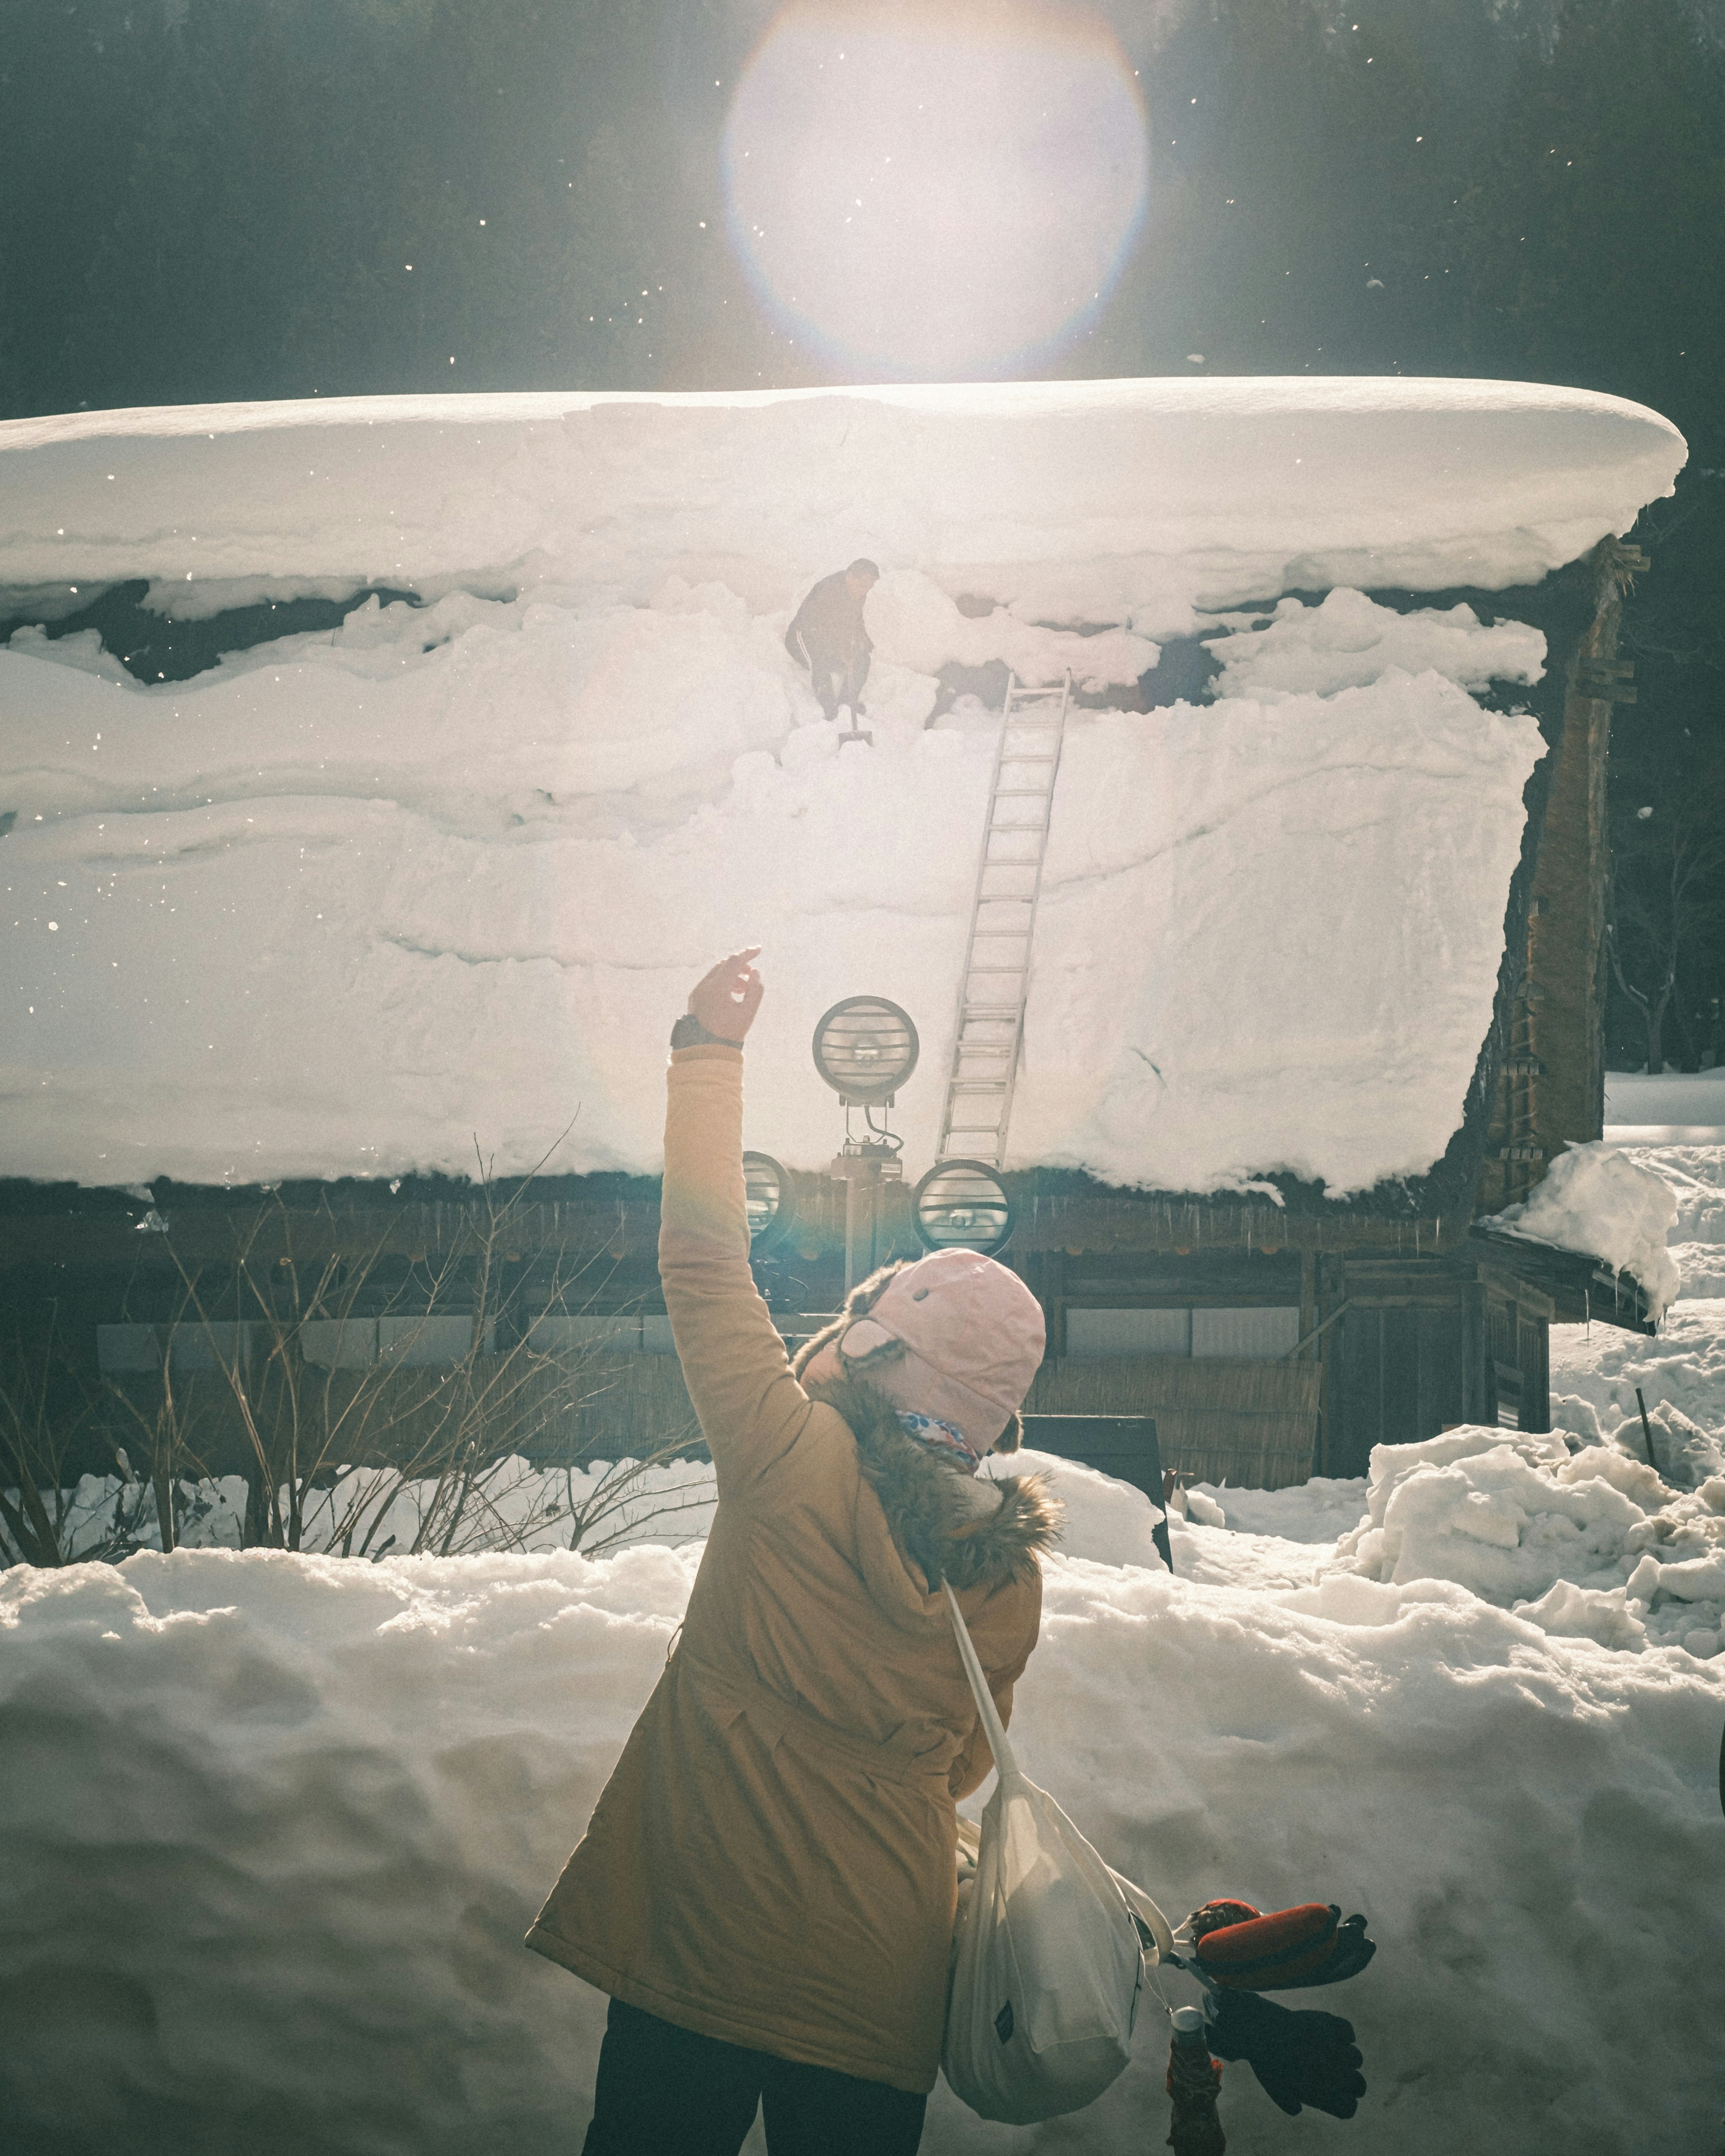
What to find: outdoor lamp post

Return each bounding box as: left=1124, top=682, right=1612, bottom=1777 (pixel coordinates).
left=811, top=996, right=919, bottom=1292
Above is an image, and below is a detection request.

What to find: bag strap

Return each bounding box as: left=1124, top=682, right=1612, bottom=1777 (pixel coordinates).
left=943, top=1581, right=1021, bottom=1791
left=944, top=1585, right=1176, bottom=1960
left=1107, top=1861, right=1177, bottom=1962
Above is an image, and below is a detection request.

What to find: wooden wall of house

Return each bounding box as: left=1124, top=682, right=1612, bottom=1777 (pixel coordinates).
left=1481, top=536, right=1646, bottom=1217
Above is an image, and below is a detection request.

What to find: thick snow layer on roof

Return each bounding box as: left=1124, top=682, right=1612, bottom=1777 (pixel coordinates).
left=1482, top=1140, right=1681, bottom=1318
left=0, top=376, right=1684, bottom=621
left=0, top=580, right=1542, bottom=1191
left=4, top=1516, right=1721, bottom=2151
left=1206, top=586, right=1547, bottom=699
left=1, top=376, right=1683, bottom=1193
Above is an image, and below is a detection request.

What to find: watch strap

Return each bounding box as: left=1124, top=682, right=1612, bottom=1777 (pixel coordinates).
left=671, top=1013, right=738, bottom=1050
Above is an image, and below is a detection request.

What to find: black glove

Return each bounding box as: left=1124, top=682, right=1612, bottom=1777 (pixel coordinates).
left=1206, top=1987, right=1366, bottom=2120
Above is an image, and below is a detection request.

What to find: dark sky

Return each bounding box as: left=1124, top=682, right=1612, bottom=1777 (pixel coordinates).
left=0, top=0, right=1718, bottom=420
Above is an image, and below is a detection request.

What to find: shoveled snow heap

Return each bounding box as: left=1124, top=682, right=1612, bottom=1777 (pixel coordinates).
left=0, top=379, right=1683, bottom=1193
left=1327, top=1423, right=1725, bottom=1652
left=4, top=1449, right=1722, bottom=2156
left=1482, top=1139, right=1682, bottom=1319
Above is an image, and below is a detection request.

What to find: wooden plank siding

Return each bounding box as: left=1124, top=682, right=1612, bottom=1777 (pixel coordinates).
left=1480, top=535, right=1647, bottom=1214
left=1024, top=1353, right=1320, bottom=1490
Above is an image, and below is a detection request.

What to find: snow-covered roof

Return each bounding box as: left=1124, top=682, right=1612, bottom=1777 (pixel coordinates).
left=0, top=376, right=1683, bottom=616
left=0, top=380, right=1685, bottom=1197
left=1480, top=1142, right=1681, bottom=1324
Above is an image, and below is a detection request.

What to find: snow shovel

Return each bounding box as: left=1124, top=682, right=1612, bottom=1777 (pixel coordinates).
left=835, top=698, right=871, bottom=747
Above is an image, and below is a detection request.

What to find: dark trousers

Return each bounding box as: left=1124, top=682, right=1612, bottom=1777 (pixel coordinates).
left=785, top=627, right=869, bottom=720
left=581, top=1997, right=927, bottom=2156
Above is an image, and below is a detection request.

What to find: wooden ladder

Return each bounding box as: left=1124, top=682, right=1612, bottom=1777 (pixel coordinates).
left=935, top=670, right=1073, bottom=1167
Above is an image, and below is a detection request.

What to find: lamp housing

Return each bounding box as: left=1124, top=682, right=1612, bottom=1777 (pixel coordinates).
left=741, top=1150, right=793, bottom=1247
left=811, top=996, right=920, bottom=1107
left=911, top=1158, right=1014, bottom=1257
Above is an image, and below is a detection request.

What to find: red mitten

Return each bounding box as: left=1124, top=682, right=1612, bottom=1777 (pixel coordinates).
left=1194, top=1903, right=1343, bottom=1990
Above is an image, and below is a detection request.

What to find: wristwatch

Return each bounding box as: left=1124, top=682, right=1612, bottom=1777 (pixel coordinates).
left=670, top=1013, right=739, bottom=1050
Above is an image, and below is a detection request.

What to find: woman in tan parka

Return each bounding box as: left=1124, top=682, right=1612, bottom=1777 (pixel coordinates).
left=527, top=949, right=1059, bottom=2155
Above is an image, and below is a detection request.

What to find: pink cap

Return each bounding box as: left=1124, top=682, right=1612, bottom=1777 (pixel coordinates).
left=803, top=1248, right=1046, bottom=1455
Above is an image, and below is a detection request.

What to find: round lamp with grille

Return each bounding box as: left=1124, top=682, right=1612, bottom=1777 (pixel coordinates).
left=911, top=1158, right=1013, bottom=1256
left=810, top=996, right=920, bottom=1106
left=742, top=1151, right=792, bottom=1247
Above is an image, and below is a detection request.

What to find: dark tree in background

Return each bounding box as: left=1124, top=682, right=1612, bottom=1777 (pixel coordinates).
left=1, top=0, right=1721, bottom=1065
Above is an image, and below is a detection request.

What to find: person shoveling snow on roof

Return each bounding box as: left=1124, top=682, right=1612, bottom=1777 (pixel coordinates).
left=526, top=947, right=1059, bottom=2155
left=785, top=557, right=878, bottom=723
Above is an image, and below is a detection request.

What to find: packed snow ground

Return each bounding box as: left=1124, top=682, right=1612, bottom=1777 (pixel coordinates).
left=0, top=379, right=1683, bottom=1196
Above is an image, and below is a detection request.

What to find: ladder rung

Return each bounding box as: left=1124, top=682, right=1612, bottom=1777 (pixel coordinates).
left=1000, top=753, right=1058, bottom=763
left=993, top=789, right=1053, bottom=797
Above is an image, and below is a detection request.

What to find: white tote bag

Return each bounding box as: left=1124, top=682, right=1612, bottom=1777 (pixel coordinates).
left=941, top=1582, right=1174, bottom=2125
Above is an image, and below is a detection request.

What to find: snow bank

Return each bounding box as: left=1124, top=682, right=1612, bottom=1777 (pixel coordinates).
left=1329, top=1423, right=1725, bottom=1652
left=1482, top=1139, right=1681, bottom=1318
left=1181, top=1474, right=1370, bottom=1545
left=0, top=592, right=1543, bottom=1191
left=0, top=378, right=1684, bottom=617
left=1552, top=1291, right=1725, bottom=1480
left=4, top=1444, right=1162, bottom=1576
left=1604, top=1067, right=1725, bottom=1140
left=4, top=1518, right=1720, bottom=2153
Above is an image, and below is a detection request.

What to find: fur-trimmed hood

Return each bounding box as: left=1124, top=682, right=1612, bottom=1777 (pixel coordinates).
left=805, top=1372, right=1063, bottom=1593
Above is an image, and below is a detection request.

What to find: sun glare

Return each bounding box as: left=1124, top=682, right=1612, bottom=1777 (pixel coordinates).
left=723, top=0, right=1147, bottom=376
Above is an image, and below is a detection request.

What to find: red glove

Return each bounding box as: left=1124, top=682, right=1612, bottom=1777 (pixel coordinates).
left=1190, top=1900, right=1376, bottom=1992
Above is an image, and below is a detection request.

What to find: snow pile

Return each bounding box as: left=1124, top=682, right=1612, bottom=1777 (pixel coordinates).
left=4, top=1504, right=1721, bottom=2153
left=1552, top=1293, right=1725, bottom=1486
left=1329, top=1424, right=1725, bottom=1654
left=1482, top=1140, right=1681, bottom=1318
left=1181, top=1473, right=1372, bottom=1545
left=1205, top=588, right=1545, bottom=700
left=865, top=567, right=1157, bottom=688
left=0, top=378, right=1684, bottom=618
left=1621, top=1142, right=1725, bottom=1296
left=0, top=586, right=1543, bottom=1194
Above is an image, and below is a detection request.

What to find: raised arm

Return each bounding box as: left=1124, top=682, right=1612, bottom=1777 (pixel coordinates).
left=659, top=950, right=815, bottom=1498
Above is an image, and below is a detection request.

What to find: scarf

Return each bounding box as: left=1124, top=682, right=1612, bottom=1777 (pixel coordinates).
left=896, top=1409, right=983, bottom=1475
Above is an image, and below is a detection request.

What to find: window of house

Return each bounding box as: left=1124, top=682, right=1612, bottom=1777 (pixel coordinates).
left=1064, top=1306, right=1299, bottom=1360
